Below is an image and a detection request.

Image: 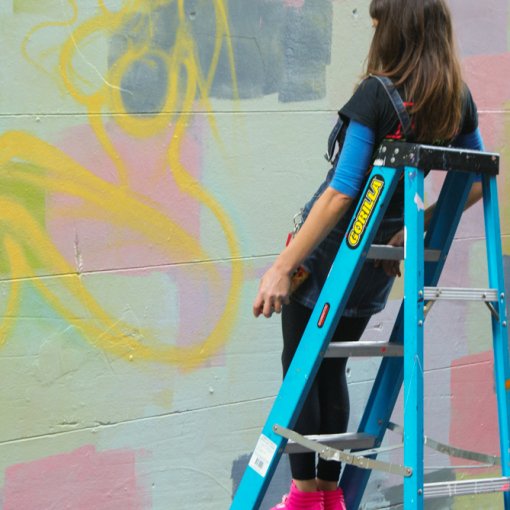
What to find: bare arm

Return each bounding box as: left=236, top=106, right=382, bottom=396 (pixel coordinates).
left=253, top=187, right=353, bottom=318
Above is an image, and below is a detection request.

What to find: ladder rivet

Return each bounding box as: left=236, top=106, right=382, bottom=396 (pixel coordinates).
left=418, top=320, right=424, bottom=327
left=418, top=290, right=423, bottom=297
left=503, top=322, right=508, bottom=328
left=418, top=489, right=423, bottom=496
left=501, top=293, right=505, bottom=299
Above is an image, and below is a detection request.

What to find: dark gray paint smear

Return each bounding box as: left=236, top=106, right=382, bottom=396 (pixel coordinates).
left=231, top=453, right=292, bottom=510
left=231, top=454, right=459, bottom=508
left=109, top=0, right=333, bottom=114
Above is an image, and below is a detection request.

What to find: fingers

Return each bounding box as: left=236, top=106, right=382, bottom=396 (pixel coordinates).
left=271, top=294, right=289, bottom=314
left=253, top=267, right=291, bottom=318
left=253, top=293, right=288, bottom=318
left=262, top=297, right=273, bottom=318
left=262, top=295, right=286, bottom=318
left=253, top=305, right=263, bottom=318
left=253, top=294, right=264, bottom=318
left=381, top=260, right=401, bottom=277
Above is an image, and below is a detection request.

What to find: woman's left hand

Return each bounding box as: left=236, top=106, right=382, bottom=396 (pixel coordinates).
left=374, top=228, right=404, bottom=277
left=253, top=265, right=292, bottom=318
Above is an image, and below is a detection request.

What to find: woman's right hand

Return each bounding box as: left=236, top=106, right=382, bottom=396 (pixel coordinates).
left=253, top=264, right=292, bottom=318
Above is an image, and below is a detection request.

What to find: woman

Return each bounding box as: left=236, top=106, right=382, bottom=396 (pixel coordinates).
left=253, top=1, right=484, bottom=509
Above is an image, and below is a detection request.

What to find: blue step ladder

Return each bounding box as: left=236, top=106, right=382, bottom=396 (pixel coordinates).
left=231, top=141, right=510, bottom=509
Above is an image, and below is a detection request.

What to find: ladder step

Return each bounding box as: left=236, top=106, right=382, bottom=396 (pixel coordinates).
left=367, top=245, right=441, bottom=262
left=424, top=287, right=499, bottom=302
left=284, top=432, right=376, bottom=455
left=325, top=341, right=403, bottom=358
left=424, top=477, right=510, bottom=499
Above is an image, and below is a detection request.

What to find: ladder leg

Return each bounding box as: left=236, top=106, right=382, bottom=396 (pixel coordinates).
left=340, top=308, right=404, bottom=508
left=403, top=166, right=425, bottom=509
left=341, top=171, right=475, bottom=508
left=483, top=174, right=510, bottom=509
left=424, top=172, right=475, bottom=281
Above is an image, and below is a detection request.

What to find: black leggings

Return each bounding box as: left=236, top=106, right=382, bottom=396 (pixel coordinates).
left=282, top=300, right=370, bottom=482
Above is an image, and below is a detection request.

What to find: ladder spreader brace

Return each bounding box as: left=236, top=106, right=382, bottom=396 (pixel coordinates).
left=274, top=419, right=502, bottom=479
left=230, top=140, right=510, bottom=510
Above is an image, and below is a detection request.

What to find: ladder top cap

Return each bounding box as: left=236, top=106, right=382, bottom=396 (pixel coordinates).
left=374, top=140, right=499, bottom=175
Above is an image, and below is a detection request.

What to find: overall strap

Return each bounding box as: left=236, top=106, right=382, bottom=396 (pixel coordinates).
left=370, top=74, right=414, bottom=141
left=326, top=75, right=414, bottom=163
left=326, top=117, right=346, bottom=163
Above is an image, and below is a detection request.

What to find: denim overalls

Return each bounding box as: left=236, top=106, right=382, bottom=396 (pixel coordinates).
left=291, top=168, right=404, bottom=317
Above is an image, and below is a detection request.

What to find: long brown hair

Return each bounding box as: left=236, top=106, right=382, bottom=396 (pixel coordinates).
left=366, top=0, right=463, bottom=142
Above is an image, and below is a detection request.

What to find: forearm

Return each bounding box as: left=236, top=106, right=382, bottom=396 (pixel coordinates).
left=253, top=120, right=373, bottom=317
left=273, top=121, right=373, bottom=274
left=274, top=187, right=353, bottom=275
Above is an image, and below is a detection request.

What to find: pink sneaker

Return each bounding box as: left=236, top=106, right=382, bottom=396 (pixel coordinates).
left=322, top=488, right=346, bottom=510
left=271, top=482, right=324, bottom=510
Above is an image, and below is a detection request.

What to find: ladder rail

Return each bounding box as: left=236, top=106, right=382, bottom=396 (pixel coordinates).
left=402, top=165, right=426, bottom=509
left=482, top=173, right=510, bottom=509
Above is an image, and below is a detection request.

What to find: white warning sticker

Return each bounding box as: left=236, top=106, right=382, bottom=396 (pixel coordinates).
left=248, top=434, right=277, bottom=478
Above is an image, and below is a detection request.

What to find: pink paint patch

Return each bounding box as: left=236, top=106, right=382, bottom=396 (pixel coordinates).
left=463, top=53, right=510, bottom=148
left=51, top=119, right=203, bottom=272
left=450, top=351, right=499, bottom=472
left=284, top=0, right=305, bottom=8
left=3, top=445, right=148, bottom=510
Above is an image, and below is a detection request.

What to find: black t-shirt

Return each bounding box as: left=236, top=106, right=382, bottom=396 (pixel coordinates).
left=339, top=76, right=478, bottom=145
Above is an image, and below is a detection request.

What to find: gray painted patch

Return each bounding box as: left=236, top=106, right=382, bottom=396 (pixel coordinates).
left=120, top=54, right=169, bottom=114
left=279, top=1, right=332, bottom=102
left=374, top=469, right=456, bottom=510
left=109, top=0, right=334, bottom=114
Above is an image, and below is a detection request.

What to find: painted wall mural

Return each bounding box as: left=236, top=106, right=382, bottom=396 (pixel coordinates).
left=3, top=0, right=242, bottom=370
left=0, top=1, right=508, bottom=509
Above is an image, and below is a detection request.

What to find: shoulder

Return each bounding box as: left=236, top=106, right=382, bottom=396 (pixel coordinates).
left=339, top=76, right=392, bottom=132
left=347, top=76, right=388, bottom=105
left=340, top=76, right=401, bottom=143
left=355, top=76, right=383, bottom=93
left=459, top=83, right=478, bottom=134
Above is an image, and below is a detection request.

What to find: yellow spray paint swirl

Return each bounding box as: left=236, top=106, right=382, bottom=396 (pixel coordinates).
left=7, top=0, right=243, bottom=369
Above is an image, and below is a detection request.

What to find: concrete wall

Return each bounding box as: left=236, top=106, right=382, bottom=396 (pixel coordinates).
left=0, top=1, right=508, bottom=509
